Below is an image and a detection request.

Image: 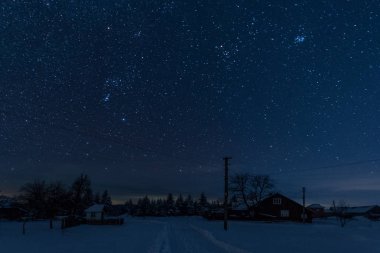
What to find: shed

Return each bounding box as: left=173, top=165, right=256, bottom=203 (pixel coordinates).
left=84, top=204, right=105, bottom=221
left=307, top=204, right=325, bottom=218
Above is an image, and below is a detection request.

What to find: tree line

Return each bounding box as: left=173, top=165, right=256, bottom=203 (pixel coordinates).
left=14, top=172, right=275, bottom=220
left=123, top=173, right=275, bottom=217
left=18, top=174, right=112, bottom=221
left=125, top=192, right=216, bottom=216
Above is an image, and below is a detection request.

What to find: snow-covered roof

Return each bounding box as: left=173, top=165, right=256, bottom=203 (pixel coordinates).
left=231, top=203, right=248, bottom=211
left=307, top=204, right=324, bottom=209
left=345, top=206, right=378, bottom=214
left=85, top=204, right=105, bottom=213
left=0, top=196, right=14, bottom=208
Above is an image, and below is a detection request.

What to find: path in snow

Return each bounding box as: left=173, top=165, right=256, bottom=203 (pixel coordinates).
left=145, top=218, right=252, bottom=253
left=2, top=216, right=380, bottom=253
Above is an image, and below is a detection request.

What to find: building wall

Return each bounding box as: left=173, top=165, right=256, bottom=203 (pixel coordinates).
left=309, top=208, right=325, bottom=218
left=85, top=211, right=103, bottom=221
left=256, top=194, right=312, bottom=222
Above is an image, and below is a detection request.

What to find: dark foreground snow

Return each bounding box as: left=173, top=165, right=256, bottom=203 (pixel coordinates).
left=0, top=216, right=379, bottom=253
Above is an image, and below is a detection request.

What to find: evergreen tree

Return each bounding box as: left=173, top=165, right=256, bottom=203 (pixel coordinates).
left=166, top=193, right=175, bottom=215
left=175, top=194, right=185, bottom=215
left=125, top=199, right=134, bottom=214
left=198, top=192, right=209, bottom=214
left=156, top=198, right=164, bottom=216
left=94, top=192, right=100, bottom=204
left=101, top=190, right=112, bottom=206
left=185, top=194, right=194, bottom=215
left=138, top=196, right=151, bottom=216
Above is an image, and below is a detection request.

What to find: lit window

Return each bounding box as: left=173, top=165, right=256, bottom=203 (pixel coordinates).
left=273, top=198, right=282, bottom=205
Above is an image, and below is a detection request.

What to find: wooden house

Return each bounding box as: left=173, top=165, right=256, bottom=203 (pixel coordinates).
left=254, top=193, right=312, bottom=223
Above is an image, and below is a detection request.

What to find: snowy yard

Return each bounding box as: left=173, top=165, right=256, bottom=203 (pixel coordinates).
left=0, top=216, right=379, bottom=253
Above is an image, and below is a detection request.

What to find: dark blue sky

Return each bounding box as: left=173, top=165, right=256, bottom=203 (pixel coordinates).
left=1, top=1, right=380, bottom=205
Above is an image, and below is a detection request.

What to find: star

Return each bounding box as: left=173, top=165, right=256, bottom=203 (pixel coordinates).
left=103, top=93, right=111, bottom=103
left=294, top=35, right=306, bottom=44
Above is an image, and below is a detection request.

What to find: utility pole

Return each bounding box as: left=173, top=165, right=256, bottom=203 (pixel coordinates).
left=224, top=157, right=232, bottom=231
left=302, top=187, right=306, bottom=223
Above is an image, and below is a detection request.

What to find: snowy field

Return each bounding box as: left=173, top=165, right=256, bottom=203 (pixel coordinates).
left=0, top=216, right=379, bottom=253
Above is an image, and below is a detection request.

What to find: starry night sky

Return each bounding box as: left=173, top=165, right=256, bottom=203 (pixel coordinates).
left=1, top=1, right=380, bottom=205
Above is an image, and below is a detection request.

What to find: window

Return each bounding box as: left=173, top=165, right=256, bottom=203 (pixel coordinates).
left=273, top=198, right=282, bottom=205
left=281, top=210, right=289, bottom=217
left=91, top=212, right=96, bottom=218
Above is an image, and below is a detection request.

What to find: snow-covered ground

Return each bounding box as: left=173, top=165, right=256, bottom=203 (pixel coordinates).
left=0, top=216, right=379, bottom=253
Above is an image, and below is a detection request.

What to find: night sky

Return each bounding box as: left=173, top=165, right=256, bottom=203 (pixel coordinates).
left=1, top=1, right=380, bottom=205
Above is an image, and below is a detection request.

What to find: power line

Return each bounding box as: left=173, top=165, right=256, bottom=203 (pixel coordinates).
left=268, top=158, right=380, bottom=176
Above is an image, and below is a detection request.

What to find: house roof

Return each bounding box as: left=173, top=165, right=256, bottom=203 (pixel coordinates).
left=85, top=204, right=105, bottom=213
left=232, top=202, right=249, bottom=211
left=345, top=205, right=378, bottom=214
left=307, top=204, right=324, bottom=209
left=258, top=193, right=312, bottom=214
left=261, top=193, right=302, bottom=207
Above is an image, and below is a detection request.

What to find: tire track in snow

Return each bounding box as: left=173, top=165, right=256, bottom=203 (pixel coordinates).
left=190, top=225, right=253, bottom=253
left=148, top=223, right=171, bottom=253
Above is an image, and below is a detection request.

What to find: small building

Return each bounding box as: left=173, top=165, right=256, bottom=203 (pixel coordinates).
left=0, top=207, right=28, bottom=220
left=344, top=205, right=380, bottom=220
left=83, top=204, right=124, bottom=225
left=254, top=193, right=313, bottom=223
left=229, top=203, right=252, bottom=220
left=84, top=204, right=105, bottom=222
left=307, top=204, right=325, bottom=218
left=367, top=206, right=380, bottom=220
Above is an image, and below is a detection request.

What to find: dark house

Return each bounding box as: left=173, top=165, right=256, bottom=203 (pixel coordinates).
left=254, top=193, right=312, bottom=223
left=0, top=207, right=29, bottom=220
left=307, top=204, right=325, bottom=218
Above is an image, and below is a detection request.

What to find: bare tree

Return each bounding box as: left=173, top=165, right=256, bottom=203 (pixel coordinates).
left=19, top=180, right=48, bottom=218
left=70, top=174, right=93, bottom=215
left=332, top=200, right=350, bottom=227
left=250, top=175, right=274, bottom=205
left=230, top=173, right=274, bottom=210
left=230, top=173, right=251, bottom=209
left=46, top=181, right=67, bottom=228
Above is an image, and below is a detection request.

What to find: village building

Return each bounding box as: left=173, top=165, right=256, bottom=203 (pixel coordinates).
left=84, top=204, right=105, bottom=222
left=0, top=206, right=28, bottom=220
left=254, top=193, right=313, bottom=223
left=0, top=197, right=29, bottom=220
left=83, top=204, right=124, bottom=225
left=307, top=204, right=325, bottom=218
left=344, top=205, right=380, bottom=220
